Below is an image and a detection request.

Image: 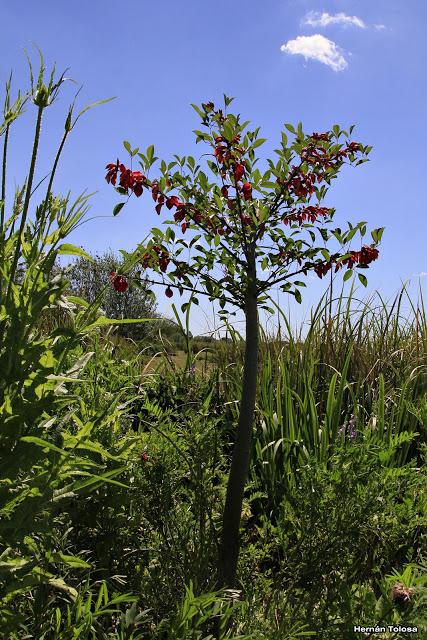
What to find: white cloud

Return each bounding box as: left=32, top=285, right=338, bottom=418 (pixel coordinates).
left=280, top=34, right=348, bottom=72
left=302, top=11, right=366, bottom=29
left=374, top=23, right=387, bottom=31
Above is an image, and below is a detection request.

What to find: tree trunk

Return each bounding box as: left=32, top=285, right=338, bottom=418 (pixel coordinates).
left=217, top=275, right=258, bottom=588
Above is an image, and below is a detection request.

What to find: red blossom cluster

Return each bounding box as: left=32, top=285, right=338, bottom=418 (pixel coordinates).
left=301, top=139, right=363, bottom=173
left=109, top=272, right=129, bottom=292
left=310, top=132, right=331, bottom=142
left=283, top=205, right=331, bottom=226
left=277, top=137, right=364, bottom=202
left=242, top=182, right=252, bottom=201
left=313, top=245, right=380, bottom=278
left=214, top=134, right=243, bottom=166
left=240, top=213, right=252, bottom=226
left=105, top=160, right=146, bottom=197
left=140, top=245, right=171, bottom=273
left=289, top=173, right=317, bottom=198
left=342, top=245, right=379, bottom=268
left=148, top=181, right=204, bottom=232
left=213, top=134, right=254, bottom=208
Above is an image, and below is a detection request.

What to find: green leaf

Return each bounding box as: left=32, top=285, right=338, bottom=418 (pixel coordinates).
left=371, top=227, right=385, bottom=243
left=358, top=273, right=368, bottom=287
left=82, top=317, right=160, bottom=333
left=72, top=468, right=129, bottom=492
left=343, top=269, right=353, bottom=282
left=223, top=122, right=234, bottom=142
left=285, top=124, right=296, bottom=134
left=321, top=249, right=330, bottom=261
left=20, top=436, right=65, bottom=455
left=191, top=103, right=205, bottom=119
left=66, top=295, right=89, bottom=308
left=73, top=97, right=116, bottom=126
left=123, top=140, right=132, bottom=155
left=52, top=553, right=92, bottom=569
left=252, top=138, right=267, bottom=149
left=113, top=202, right=125, bottom=216
left=57, top=244, right=94, bottom=261
left=146, top=144, right=154, bottom=162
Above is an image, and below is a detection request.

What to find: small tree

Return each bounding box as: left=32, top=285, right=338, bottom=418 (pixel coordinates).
left=105, top=96, right=383, bottom=588
left=64, top=249, right=158, bottom=341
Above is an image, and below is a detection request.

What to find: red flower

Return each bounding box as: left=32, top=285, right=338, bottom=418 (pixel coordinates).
left=241, top=182, right=252, bottom=201
left=214, top=144, right=231, bottom=164
left=284, top=205, right=331, bottom=226
left=140, top=252, right=152, bottom=268
left=290, top=174, right=316, bottom=198
left=341, top=246, right=379, bottom=269
left=314, top=262, right=332, bottom=279
left=151, top=181, right=160, bottom=201
left=310, top=132, right=330, bottom=142
left=221, top=185, right=229, bottom=198
left=109, top=272, right=129, bottom=292
left=174, top=208, right=186, bottom=222
left=166, top=196, right=180, bottom=210
left=159, top=251, right=170, bottom=272
left=165, top=286, right=173, bottom=298
left=140, top=451, right=149, bottom=463
left=347, top=142, right=362, bottom=153
left=105, top=159, right=124, bottom=186
left=342, top=252, right=360, bottom=269
left=118, top=167, right=145, bottom=196
left=133, top=179, right=144, bottom=197
left=359, top=245, right=379, bottom=265
left=233, top=163, right=245, bottom=182
left=181, top=222, right=188, bottom=233
left=155, top=195, right=165, bottom=215
left=240, top=213, right=252, bottom=226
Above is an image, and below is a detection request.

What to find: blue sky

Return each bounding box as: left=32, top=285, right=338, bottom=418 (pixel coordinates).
left=1, top=0, right=426, bottom=337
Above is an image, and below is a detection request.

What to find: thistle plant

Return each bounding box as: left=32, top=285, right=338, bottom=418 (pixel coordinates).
left=105, top=95, right=383, bottom=587
left=0, top=50, right=155, bottom=633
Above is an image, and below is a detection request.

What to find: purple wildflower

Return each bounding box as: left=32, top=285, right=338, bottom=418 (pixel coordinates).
left=338, top=414, right=357, bottom=441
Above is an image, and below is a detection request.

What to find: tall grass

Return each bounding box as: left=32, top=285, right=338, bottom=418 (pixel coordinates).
left=208, top=280, right=427, bottom=514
